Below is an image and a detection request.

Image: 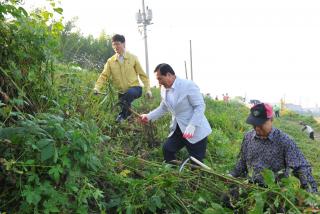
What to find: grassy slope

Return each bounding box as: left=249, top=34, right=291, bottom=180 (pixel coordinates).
left=47, top=66, right=320, bottom=212
left=2, top=65, right=320, bottom=212
left=61, top=66, right=320, bottom=181
left=59, top=65, right=320, bottom=184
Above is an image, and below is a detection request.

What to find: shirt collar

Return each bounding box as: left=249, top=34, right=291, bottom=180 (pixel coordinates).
left=166, top=77, right=177, bottom=90
left=252, top=127, right=276, bottom=142
left=116, top=50, right=127, bottom=60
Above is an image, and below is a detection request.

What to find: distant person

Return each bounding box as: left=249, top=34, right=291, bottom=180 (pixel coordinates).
left=300, top=122, right=315, bottom=140
left=249, top=99, right=261, bottom=108
left=231, top=103, right=317, bottom=192
left=273, top=104, right=281, bottom=117
left=139, top=63, right=212, bottom=163
left=250, top=99, right=261, bottom=105
left=242, top=96, right=246, bottom=103
left=223, top=93, right=230, bottom=103
left=94, top=34, right=152, bottom=122
left=215, top=95, right=219, bottom=101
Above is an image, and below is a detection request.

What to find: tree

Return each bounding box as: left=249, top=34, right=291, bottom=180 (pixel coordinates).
left=59, top=18, right=114, bottom=71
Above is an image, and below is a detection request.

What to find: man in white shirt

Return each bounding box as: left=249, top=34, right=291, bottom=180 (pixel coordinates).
left=301, top=122, right=315, bottom=140
left=139, top=63, right=212, bottom=163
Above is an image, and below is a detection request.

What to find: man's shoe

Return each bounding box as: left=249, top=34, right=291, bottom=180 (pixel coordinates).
left=116, top=115, right=125, bottom=123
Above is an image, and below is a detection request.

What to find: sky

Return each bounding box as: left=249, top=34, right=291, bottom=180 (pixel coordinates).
left=24, top=0, right=320, bottom=108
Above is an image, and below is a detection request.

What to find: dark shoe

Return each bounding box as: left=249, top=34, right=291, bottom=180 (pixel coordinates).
left=116, top=115, right=125, bottom=123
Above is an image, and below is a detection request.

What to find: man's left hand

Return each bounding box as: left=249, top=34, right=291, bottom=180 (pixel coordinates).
left=183, top=125, right=196, bottom=139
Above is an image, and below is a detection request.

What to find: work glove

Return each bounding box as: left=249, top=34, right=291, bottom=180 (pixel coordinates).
left=146, top=90, right=153, bottom=99
left=183, top=124, right=196, bottom=139
left=139, top=114, right=149, bottom=124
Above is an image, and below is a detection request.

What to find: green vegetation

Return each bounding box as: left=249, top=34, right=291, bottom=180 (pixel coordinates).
left=1, top=1, right=320, bottom=213
left=59, top=19, right=114, bottom=71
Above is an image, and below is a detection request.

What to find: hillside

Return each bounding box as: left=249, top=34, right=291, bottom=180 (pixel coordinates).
left=1, top=2, right=320, bottom=212
left=1, top=65, right=320, bottom=213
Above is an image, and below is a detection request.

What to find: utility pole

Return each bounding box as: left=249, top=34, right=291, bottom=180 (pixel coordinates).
left=135, top=0, right=153, bottom=77
left=184, top=60, right=188, bottom=79
left=189, top=40, right=193, bottom=81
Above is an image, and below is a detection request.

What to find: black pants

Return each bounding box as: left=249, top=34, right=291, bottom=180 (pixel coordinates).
left=275, top=110, right=280, bottom=117
left=163, top=125, right=207, bottom=163
left=118, top=86, right=142, bottom=119
left=310, top=132, right=315, bottom=140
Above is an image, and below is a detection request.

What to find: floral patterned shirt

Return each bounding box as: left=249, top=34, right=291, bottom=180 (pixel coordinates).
left=231, top=127, right=318, bottom=192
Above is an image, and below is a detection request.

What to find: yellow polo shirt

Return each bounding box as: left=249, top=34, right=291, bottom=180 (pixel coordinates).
left=94, top=52, right=150, bottom=93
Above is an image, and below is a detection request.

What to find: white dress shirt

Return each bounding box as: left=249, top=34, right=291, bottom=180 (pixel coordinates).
left=166, top=79, right=176, bottom=108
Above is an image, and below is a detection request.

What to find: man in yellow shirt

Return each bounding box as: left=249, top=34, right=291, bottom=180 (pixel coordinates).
left=94, top=34, right=152, bottom=122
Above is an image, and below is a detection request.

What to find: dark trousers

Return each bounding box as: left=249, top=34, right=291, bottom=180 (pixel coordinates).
left=310, top=132, right=315, bottom=140
left=163, top=125, right=207, bottom=163
left=118, top=86, right=142, bottom=119
left=275, top=111, right=280, bottom=117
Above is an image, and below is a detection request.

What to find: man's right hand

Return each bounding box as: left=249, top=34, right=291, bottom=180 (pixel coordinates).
left=139, top=114, right=149, bottom=124
left=146, top=90, right=153, bottom=99
left=93, top=89, right=99, bottom=95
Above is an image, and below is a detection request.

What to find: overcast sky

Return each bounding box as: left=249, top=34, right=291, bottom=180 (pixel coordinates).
left=25, top=0, right=320, bottom=108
